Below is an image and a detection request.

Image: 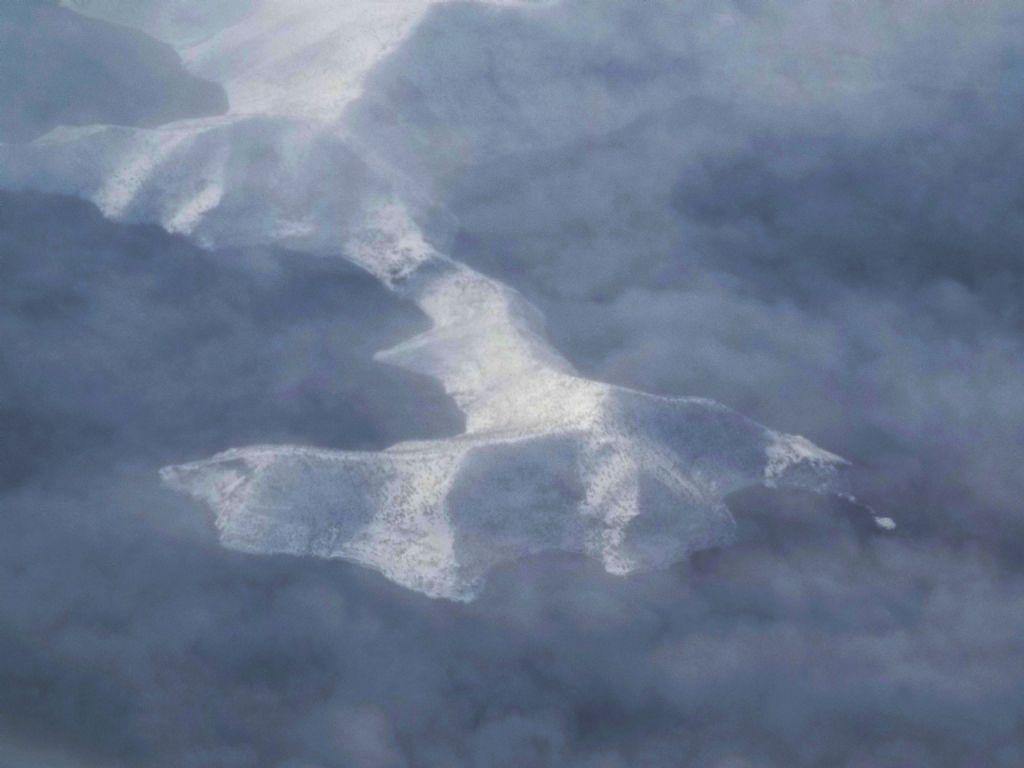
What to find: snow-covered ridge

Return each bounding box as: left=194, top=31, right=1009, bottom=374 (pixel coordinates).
left=11, top=0, right=867, bottom=600
left=164, top=199, right=850, bottom=599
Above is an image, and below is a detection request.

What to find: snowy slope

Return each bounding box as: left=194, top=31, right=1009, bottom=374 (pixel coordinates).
left=164, top=200, right=850, bottom=599
left=6, top=0, right=864, bottom=600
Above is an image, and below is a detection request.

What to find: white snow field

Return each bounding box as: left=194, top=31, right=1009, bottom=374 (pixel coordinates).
left=7, top=0, right=858, bottom=599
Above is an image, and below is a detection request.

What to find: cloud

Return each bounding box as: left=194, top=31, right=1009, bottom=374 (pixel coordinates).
left=7, top=468, right=1022, bottom=767
left=0, top=189, right=461, bottom=491
left=350, top=0, right=1024, bottom=544
left=2, top=1, right=1024, bottom=766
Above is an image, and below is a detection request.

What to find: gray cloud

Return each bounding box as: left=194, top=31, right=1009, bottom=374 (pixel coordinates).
left=0, top=190, right=462, bottom=489
left=3, top=1, right=1024, bottom=766
left=350, top=0, right=1024, bottom=547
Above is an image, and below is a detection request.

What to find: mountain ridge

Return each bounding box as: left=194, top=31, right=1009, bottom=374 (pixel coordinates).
left=5, top=0, right=870, bottom=600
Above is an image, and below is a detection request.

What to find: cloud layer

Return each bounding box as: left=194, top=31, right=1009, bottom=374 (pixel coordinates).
left=351, top=0, right=1024, bottom=547
left=2, top=1, right=1024, bottom=766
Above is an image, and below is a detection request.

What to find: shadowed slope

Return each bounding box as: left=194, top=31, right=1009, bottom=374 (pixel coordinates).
left=0, top=1, right=226, bottom=143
